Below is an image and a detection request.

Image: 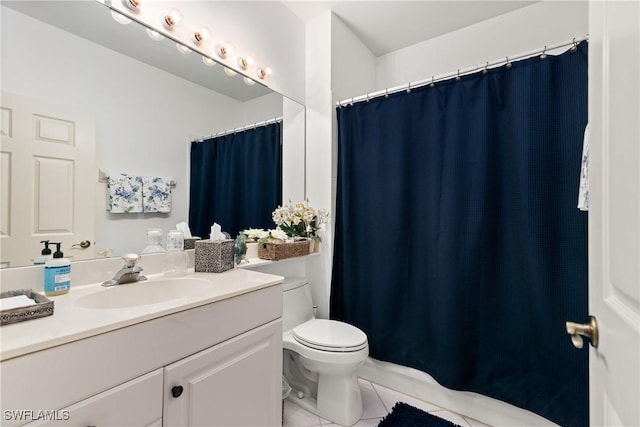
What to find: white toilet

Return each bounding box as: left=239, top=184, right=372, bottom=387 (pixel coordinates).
left=282, top=278, right=369, bottom=426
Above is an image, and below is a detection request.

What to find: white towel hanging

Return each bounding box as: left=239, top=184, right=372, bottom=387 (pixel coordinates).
left=577, top=123, right=590, bottom=211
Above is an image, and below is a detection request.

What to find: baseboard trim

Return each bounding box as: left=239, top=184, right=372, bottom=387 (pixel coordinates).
left=358, top=358, right=558, bottom=426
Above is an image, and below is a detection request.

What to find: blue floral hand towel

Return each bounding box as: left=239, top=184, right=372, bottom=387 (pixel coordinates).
left=108, top=174, right=143, bottom=213
left=143, top=176, right=172, bottom=213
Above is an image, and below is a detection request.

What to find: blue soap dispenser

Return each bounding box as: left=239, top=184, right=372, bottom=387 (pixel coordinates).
left=34, top=240, right=53, bottom=265
left=44, top=242, right=71, bottom=296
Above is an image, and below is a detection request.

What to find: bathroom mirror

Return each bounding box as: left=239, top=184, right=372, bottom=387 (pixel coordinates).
left=0, top=1, right=305, bottom=268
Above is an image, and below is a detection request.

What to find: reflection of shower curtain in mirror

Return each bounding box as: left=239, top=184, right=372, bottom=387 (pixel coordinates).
left=331, top=44, right=588, bottom=427
left=189, top=122, right=282, bottom=239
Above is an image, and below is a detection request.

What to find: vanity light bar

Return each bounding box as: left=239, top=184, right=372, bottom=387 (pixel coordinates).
left=108, top=1, right=273, bottom=81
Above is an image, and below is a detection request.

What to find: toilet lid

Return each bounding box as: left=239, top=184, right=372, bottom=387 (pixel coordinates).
left=292, top=319, right=368, bottom=352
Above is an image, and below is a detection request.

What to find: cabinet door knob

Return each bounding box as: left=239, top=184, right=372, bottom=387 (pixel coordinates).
left=171, top=385, right=184, bottom=398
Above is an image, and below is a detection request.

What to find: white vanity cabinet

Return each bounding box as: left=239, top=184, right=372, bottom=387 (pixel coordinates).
left=24, top=370, right=164, bottom=427
left=1, top=280, right=283, bottom=427
left=163, top=320, right=282, bottom=426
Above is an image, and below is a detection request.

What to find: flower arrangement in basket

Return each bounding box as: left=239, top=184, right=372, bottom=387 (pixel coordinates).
left=252, top=200, right=329, bottom=260
left=271, top=199, right=329, bottom=243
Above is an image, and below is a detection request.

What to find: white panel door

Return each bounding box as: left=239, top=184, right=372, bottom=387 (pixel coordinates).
left=163, top=320, right=282, bottom=427
left=0, top=92, right=95, bottom=267
left=588, top=1, right=640, bottom=425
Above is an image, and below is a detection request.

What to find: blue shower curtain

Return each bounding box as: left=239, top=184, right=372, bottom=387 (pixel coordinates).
left=331, top=43, right=588, bottom=427
left=189, top=122, right=282, bottom=239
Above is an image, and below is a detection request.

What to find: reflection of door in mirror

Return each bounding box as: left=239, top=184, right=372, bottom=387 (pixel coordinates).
left=1, top=92, right=96, bottom=267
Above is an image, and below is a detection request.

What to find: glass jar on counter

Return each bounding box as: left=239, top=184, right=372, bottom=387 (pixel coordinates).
left=164, top=230, right=189, bottom=277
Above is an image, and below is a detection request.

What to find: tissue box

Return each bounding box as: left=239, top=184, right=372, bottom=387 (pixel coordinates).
left=194, top=239, right=235, bottom=273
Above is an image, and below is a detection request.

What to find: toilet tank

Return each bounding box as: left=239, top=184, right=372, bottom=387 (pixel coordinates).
left=282, top=278, right=314, bottom=332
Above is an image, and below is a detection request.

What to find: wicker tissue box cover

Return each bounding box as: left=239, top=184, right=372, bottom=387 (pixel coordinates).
left=195, top=239, right=235, bottom=273
left=258, top=239, right=310, bottom=261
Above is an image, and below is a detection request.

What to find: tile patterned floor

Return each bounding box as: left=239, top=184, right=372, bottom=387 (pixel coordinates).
left=283, top=379, right=491, bottom=427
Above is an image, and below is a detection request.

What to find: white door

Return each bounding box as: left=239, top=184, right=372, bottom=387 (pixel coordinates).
left=0, top=92, right=95, bottom=267
left=586, top=1, right=640, bottom=425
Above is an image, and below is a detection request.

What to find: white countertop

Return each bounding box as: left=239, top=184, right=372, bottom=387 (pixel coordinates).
left=0, top=268, right=283, bottom=361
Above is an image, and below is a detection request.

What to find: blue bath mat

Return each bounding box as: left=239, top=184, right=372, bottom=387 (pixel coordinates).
left=378, top=402, right=462, bottom=427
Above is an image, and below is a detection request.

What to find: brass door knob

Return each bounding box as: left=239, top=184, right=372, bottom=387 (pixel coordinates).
left=566, top=315, right=599, bottom=349
left=72, top=240, right=91, bottom=249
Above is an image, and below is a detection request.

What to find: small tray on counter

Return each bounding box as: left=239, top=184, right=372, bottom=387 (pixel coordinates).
left=0, top=289, right=54, bottom=326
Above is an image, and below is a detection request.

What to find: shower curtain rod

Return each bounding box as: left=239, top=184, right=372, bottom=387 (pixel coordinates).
left=337, top=36, right=588, bottom=107
left=192, top=116, right=283, bottom=143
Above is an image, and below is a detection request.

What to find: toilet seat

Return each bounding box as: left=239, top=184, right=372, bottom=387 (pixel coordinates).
left=292, top=319, right=368, bottom=352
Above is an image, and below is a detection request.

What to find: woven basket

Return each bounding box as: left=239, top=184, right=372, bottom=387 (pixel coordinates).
left=1, top=289, right=54, bottom=326
left=258, top=239, right=310, bottom=261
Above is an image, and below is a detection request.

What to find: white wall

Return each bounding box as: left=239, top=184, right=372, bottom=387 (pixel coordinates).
left=242, top=93, right=283, bottom=125
left=375, top=1, right=589, bottom=90
left=302, top=12, right=377, bottom=319
left=303, top=11, right=335, bottom=318
left=2, top=7, right=246, bottom=257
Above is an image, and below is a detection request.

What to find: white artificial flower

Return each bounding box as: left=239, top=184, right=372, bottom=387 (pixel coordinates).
left=268, top=228, right=288, bottom=241
left=243, top=228, right=266, bottom=241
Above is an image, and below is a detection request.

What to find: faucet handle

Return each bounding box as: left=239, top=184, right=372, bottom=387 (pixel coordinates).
left=121, top=253, right=141, bottom=267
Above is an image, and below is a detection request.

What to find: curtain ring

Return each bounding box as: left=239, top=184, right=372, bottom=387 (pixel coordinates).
left=482, top=61, right=489, bottom=75
left=571, top=37, right=578, bottom=52
left=506, top=56, right=512, bottom=69
left=430, top=76, right=435, bottom=88
left=350, top=97, right=354, bottom=106
left=406, top=82, right=411, bottom=93
left=384, top=88, right=389, bottom=98
left=366, top=93, right=370, bottom=102
left=455, top=69, right=461, bottom=81
left=540, top=46, right=547, bottom=60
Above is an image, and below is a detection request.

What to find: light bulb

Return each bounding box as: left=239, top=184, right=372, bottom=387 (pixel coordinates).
left=224, top=68, right=237, bottom=77
left=163, top=8, right=183, bottom=30
left=243, top=77, right=255, bottom=86
left=146, top=28, right=164, bottom=41
left=176, top=43, right=191, bottom=55
left=111, top=10, right=131, bottom=25
left=192, top=27, right=211, bottom=46
left=122, top=0, right=141, bottom=11
left=257, top=67, right=273, bottom=79
left=238, top=56, right=254, bottom=70
left=216, top=42, right=234, bottom=59
left=202, top=56, right=217, bottom=67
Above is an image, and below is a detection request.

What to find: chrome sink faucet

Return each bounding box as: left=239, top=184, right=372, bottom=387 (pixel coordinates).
left=102, top=254, right=147, bottom=287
